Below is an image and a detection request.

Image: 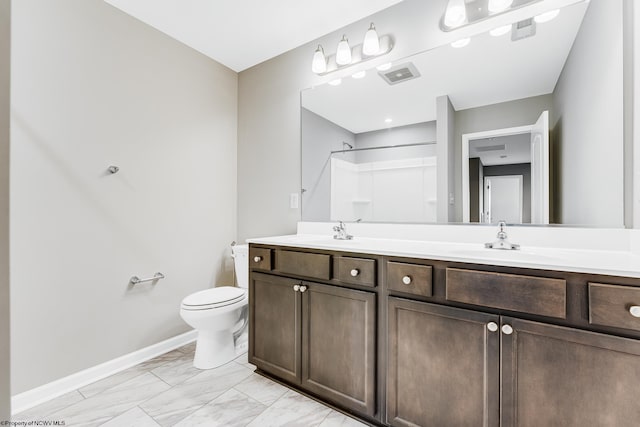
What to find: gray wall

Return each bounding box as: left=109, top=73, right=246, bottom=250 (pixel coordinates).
left=553, top=0, right=624, bottom=227
left=11, top=0, right=238, bottom=393
left=0, top=0, right=10, bottom=419
left=301, top=108, right=354, bottom=221
left=483, top=163, right=532, bottom=224
left=437, top=96, right=456, bottom=222
left=354, top=121, right=437, bottom=163
left=238, top=0, right=469, bottom=241
left=454, top=94, right=553, bottom=221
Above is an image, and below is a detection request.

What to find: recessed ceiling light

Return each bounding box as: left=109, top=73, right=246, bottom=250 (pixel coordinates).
left=328, top=79, right=342, bottom=86
left=385, top=118, right=393, bottom=123
left=352, top=70, right=367, bottom=79
left=490, top=24, right=511, bottom=37
left=376, top=62, right=392, bottom=71
left=451, top=38, right=471, bottom=48
left=534, top=9, right=560, bottom=23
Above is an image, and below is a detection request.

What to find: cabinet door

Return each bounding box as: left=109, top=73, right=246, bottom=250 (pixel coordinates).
left=249, top=272, right=301, bottom=384
left=301, top=282, right=376, bottom=417
left=387, top=298, right=500, bottom=427
left=501, top=317, right=640, bottom=427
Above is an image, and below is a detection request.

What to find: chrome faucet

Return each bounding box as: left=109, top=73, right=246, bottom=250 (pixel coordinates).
left=485, top=220, right=520, bottom=250
left=333, top=221, right=353, bottom=240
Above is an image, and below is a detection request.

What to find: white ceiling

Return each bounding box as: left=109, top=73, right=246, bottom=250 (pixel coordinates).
left=302, top=1, right=589, bottom=133
left=470, top=134, right=532, bottom=166
left=103, top=0, right=404, bottom=72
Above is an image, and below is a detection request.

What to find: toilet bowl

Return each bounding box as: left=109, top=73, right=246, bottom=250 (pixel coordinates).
left=180, top=244, right=249, bottom=369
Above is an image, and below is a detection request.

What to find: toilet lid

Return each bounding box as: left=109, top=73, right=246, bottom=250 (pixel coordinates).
left=182, top=287, right=246, bottom=307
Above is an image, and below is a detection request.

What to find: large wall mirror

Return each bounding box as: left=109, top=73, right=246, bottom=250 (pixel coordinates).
left=301, top=0, right=626, bottom=228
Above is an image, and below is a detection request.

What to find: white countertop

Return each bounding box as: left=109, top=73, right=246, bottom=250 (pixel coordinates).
left=246, top=233, right=640, bottom=279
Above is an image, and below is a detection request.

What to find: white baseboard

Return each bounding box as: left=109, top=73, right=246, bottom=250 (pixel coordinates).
left=11, top=329, right=197, bottom=415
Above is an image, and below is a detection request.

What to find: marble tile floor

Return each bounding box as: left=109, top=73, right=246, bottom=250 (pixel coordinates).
left=12, top=342, right=367, bottom=427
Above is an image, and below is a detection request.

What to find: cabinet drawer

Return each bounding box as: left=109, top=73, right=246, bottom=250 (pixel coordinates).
left=275, top=250, right=330, bottom=280
left=249, top=247, right=272, bottom=271
left=332, top=256, right=376, bottom=287
left=387, top=261, right=433, bottom=297
left=446, top=268, right=566, bottom=319
left=589, top=283, right=640, bottom=331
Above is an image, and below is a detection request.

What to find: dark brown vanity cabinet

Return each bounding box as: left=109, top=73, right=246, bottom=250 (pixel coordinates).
left=387, top=298, right=500, bottom=427
left=387, top=298, right=640, bottom=427
left=501, top=317, right=640, bottom=427
left=250, top=244, right=640, bottom=427
left=249, top=270, right=377, bottom=418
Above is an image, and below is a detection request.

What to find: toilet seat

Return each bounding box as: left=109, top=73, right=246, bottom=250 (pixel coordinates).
left=181, top=287, right=246, bottom=311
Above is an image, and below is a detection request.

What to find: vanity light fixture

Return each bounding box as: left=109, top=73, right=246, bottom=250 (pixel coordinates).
left=376, top=62, right=392, bottom=71
left=444, top=0, right=468, bottom=28
left=336, top=35, right=352, bottom=66
left=311, top=45, right=327, bottom=74
left=328, top=78, right=342, bottom=86
left=352, top=70, right=367, bottom=79
left=362, top=23, right=380, bottom=56
left=311, top=23, right=394, bottom=76
left=534, top=9, right=560, bottom=23
left=490, top=24, right=512, bottom=36
left=488, top=0, right=514, bottom=14
left=451, top=37, right=471, bottom=48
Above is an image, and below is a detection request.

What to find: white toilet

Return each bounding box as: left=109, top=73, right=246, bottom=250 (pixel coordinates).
left=180, top=244, right=249, bottom=369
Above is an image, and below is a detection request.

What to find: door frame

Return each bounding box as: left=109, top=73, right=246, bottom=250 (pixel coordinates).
left=461, top=125, right=533, bottom=223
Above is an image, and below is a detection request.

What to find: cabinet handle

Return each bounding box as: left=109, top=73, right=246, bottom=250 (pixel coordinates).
left=487, top=322, right=498, bottom=332
left=502, top=324, right=514, bottom=335
left=299, top=285, right=308, bottom=293
left=402, top=275, right=412, bottom=285
left=293, top=284, right=300, bottom=292
left=350, top=269, right=359, bottom=277
left=253, top=256, right=262, bottom=263
left=630, top=306, right=640, bottom=318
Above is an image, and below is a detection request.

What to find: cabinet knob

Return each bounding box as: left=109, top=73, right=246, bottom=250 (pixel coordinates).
left=253, top=256, right=262, bottom=263
left=350, top=269, right=359, bottom=277
left=293, top=284, right=300, bottom=292
left=502, top=324, right=514, bottom=335
left=630, top=306, right=640, bottom=318
left=487, top=322, right=498, bottom=332
left=299, top=285, right=308, bottom=293
left=402, top=275, right=412, bottom=285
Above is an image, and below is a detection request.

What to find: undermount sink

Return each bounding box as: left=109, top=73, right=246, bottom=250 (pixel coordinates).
left=447, top=248, right=560, bottom=264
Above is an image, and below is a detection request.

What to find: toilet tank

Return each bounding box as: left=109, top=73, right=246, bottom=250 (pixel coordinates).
left=231, top=244, right=249, bottom=288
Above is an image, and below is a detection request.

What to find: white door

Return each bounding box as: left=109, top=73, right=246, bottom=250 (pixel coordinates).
left=484, top=175, right=523, bottom=224
left=530, top=110, right=550, bottom=224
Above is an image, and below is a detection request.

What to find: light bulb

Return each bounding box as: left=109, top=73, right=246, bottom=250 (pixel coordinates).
left=336, top=35, right=352, bottom=66
left=376, top=62, right=392, bottom=71
left=311, top=45, right=327, bottom=74
left=444, top=0, right=467, bottom=28
left=490, top=24, right=511, bottom=37
left=451, top=38, right=470, bottom=48
left=488, top=0, right=513, bottom=14
left=362, top=23, right=380, bottom=56
left=328, top=79, right=342, bottom=86
left=352, top=70, right=366, bottom=79
left=535, top=9, right=560, bottom=23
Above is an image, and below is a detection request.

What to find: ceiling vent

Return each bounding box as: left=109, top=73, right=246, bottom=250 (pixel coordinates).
left=475, top=144, right=506, bottom=152
left=379, top=62, right=421, bottom=85
left=511, top=18, right=536, bottom=41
